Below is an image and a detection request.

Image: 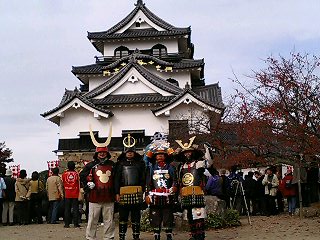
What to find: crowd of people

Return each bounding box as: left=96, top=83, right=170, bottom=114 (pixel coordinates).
left=0, top=134, right=214, bottom=240
left=1, top=135, right=319, bottom=240
left=205, top=165, right=320, bottom=217
left=0, top=162, right=82, bottom=228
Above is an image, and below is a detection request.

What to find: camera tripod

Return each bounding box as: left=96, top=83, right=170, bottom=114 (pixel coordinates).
left=231, top=180, right=252, bottom=225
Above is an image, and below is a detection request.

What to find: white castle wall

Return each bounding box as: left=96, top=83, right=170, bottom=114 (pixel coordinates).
left=58, top=102, right=207, bottom=139
left=87, top=67, right=191, bottom=94
left=104, top=39, right=178, bottom=56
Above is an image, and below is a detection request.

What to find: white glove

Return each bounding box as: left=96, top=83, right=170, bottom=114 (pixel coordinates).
left=169, top=187, right=174, bottom=194
left=87, top=182, right=95, bottom=189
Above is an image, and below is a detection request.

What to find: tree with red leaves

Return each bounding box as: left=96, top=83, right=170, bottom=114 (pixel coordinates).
left=231, top=52, right=320, bottom=164
left=225, top=52, right=320, bottom=216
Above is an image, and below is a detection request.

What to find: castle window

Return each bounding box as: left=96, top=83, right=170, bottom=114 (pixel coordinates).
left=152, top=44, right=167, bottom=57
left=115, top=46, right=129, bottom=59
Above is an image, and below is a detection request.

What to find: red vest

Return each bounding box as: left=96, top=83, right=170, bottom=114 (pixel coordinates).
left=88, top=164, right=114, bottom=203
left=62, top=170, right=80, bottom=199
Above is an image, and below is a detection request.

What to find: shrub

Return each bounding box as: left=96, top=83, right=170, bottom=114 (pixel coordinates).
left=206, top=209, right=241, bottom=229
left=140, top=208, right=241, bottom=232
left=223, top=209, right=241, bottom=227
left=140, top=209, right=153, bottom=232
left=205, top=213, right=224, bottom=229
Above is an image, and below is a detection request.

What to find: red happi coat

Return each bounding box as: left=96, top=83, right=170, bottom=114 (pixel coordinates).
left=62, top=170, right=80, bottom=199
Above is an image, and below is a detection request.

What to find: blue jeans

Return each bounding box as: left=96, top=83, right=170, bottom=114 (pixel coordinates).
left=287, top=196, right=296, bottom=214
left=49, top=200, right=61, bottom=223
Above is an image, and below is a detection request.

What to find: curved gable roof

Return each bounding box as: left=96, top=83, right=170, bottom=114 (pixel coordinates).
left=88, top=0, right=187, bottom=39
left=84, top=57, right=183, bottom=99
left=41, top=88, right=113, bottom=120
left=152, top=86, right=224, bottom=116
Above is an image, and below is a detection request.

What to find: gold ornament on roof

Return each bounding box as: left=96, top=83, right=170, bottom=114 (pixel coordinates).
left=103, top=70, right=111, bottom=76
left=123, top=134, right=136, bottom=148
left=165, top=66, right=173, bottom=72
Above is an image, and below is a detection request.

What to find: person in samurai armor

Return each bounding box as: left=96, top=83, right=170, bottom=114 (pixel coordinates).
left=175, top=137, right=214, bottom=240
left=145, top=141, right=177, bottom=240
left=114, top=134, right=146, bottom=240
left=80, top=124, right=115, bottom=240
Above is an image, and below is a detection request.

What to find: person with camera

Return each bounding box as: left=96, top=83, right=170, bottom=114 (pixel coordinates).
left=262, top=167, right=279, bottom=216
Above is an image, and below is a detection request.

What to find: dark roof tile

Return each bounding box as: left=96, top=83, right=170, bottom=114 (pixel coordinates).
left=41, top=89, right=113, bottom=117
left=88, top=1, right=189, bottom=40
left=84, top=57, right=183, bottom=98
left=91, top=93, right=174, bottom=105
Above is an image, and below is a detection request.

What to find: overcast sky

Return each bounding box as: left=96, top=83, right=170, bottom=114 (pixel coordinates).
left=1, top=0, right=319, bottom=174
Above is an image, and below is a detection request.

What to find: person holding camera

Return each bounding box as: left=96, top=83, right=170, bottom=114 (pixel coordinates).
left=262, top=167, right=279, bottom=216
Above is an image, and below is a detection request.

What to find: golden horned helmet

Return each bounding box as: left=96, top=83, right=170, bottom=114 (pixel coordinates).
left=175, top=136, right=196, bottom=152
left=89, top=123, right=112, bottom=152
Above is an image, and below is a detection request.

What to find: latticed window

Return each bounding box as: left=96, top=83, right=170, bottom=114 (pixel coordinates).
left=114, top=46, right=129, bottom=58
left=152, top=44, right=167, bottom=57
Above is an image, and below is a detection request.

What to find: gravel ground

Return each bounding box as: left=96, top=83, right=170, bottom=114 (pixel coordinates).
left=0, top=213, right=319, bottom=240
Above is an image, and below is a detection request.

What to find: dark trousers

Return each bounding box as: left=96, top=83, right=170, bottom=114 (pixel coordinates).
left=119, top=204, right=141, bottom=239
left=16, top=201, right=29, bottom=224
left=264, top=195, right=277, bottom=216
left=245, top=196, right=257, bottom=215
left=64, top=198, right=79, bottom=226
left=149, top=205, right=174, bottom=231
left=29, top=194, right=43, bottom=223
left=276, top=191, right=284, bottom=213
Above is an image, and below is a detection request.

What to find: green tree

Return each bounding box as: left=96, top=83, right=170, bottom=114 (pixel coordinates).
left=0, top=142, right=13, bottom=175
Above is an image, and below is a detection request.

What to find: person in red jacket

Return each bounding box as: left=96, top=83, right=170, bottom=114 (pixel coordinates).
left=62, top=161, right=80, bottom=228
left=279, top=169, right=297, bottom=216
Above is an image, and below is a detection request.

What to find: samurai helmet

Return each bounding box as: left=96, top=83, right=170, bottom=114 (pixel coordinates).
left=89, top=123, right=112, bottom=153
left=123, top=134, right=136, bottom=152
left=175, top=136, right=196, bottom=152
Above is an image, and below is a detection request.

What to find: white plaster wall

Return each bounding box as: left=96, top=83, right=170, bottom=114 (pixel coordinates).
left=89, top=76, right=107, bottom=91
left=86, top=67, right=190, bottom=93
left=59, top=106, right=169, bottom=138
left=103, top=39, right=178, bottom=56
left=147, top=66, right=191, bottom=88
left=111, top=79, right=157, bottom=95
left=59, top=102, right=208, bottom=139
left=116, top=10, right=166, bottom=33
left=128, top=21, right=153, bottom=30
left=93, top=68, right=173, bottom=98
